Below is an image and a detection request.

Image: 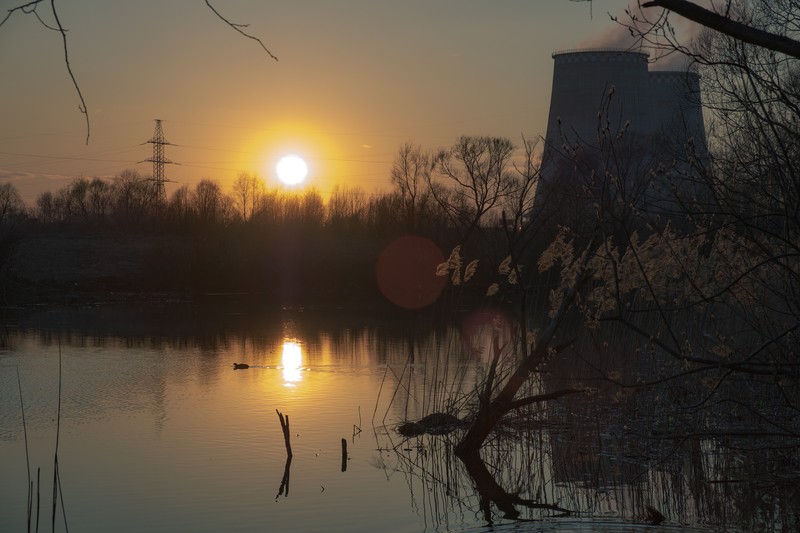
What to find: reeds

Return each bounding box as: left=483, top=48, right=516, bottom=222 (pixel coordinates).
left=51, top=343, right=69, bottom=533
left=15, top=366, right=32, bottom=533
left=15, top=342, right=69, bottom=533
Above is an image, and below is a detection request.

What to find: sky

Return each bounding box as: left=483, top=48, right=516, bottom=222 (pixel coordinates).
left=0, top=0, right=688, bottom=204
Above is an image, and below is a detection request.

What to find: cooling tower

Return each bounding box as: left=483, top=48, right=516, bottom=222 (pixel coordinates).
left=647, top=70, right=706, bottom=154
left=544, top=49, right=650, bottom=150
left=539, top=49, right=708, bottom=231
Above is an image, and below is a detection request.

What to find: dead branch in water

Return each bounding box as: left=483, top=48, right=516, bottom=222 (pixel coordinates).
left=276, top=409, right=292, bottom=458
left=275, top=409, right=293, bottom=499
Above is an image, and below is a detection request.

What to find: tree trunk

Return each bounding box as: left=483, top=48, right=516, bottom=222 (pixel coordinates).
left=455, top=266, right=591, bottom=457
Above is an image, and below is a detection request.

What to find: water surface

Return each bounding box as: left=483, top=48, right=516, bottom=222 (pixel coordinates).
left=0, top=304, right=792, bottom=532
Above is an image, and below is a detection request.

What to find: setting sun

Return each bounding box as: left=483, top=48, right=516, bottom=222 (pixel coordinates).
left=276, top=155, right=308, bottom=185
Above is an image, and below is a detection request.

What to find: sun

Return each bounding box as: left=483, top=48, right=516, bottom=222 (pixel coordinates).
left=276, top=155, right=308, bottom=185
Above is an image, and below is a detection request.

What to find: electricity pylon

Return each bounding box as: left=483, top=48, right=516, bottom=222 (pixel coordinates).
left=145, top=119, right=174, bottom=203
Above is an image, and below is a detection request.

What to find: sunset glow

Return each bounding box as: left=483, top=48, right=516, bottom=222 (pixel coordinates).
left=0, top=3, right=602, bottom=203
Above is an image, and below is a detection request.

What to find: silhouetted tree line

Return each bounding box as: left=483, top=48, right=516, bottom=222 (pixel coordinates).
left=1, top=136, right=542, bottom=303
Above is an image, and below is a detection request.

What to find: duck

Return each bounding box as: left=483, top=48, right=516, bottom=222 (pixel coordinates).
left=232, top=363, right=250, bottom=370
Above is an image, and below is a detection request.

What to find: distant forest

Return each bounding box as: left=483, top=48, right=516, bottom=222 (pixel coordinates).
left=0, top=137, right=539, bottom=307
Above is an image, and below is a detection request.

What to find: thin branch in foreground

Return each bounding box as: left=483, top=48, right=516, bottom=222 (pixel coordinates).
left=0, top=1, right=44, bottom=28
left=1, top=1, right=60, bottom=31
left=50, top=0, right=90, bottom=144
left=2, top=2, right=87, bottom=143
left=205, top=0, right=278, bottom=61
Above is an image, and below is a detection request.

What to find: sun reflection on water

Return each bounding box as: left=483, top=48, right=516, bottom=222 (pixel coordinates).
left=281, top=340, right=303, bottom=386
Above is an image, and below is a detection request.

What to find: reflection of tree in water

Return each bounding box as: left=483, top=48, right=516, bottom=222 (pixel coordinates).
left=374, top=385, right=800, bottom=530
left=549, top=387, right=800, bottom=530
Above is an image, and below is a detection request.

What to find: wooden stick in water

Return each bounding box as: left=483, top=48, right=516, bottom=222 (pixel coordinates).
left=276, top=409, right=293, bottom=458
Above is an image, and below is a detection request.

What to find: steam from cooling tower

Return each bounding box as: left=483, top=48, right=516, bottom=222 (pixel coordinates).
left=577, top=21, right=639, bottom=51
left=574, top=7, right=704, bottom=71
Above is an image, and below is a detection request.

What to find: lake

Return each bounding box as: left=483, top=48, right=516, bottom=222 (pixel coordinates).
left=0, top=302, right=794, bottom=532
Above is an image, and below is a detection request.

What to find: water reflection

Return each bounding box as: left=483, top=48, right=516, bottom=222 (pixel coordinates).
left=280, top=340, right=302, bottom=386
left=1, top=303, right=797, bottom=532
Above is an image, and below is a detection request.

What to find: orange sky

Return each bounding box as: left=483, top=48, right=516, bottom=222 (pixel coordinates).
left=0, top=1, right=688, bottom=203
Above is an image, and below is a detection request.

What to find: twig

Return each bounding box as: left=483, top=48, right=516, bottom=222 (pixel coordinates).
left=1, top=2, right=89, bottom=142
left=0, top=1, right=45, bottom=29
left=50, top=0, right=90, bottom=144
left=205, top=0, right=278, bottom=61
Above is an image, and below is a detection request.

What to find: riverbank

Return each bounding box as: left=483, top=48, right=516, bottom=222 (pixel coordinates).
left=4, top=231, right=389, bottom=308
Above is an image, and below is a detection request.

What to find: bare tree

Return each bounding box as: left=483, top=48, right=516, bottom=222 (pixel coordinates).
left=326, top=184, right=366, bottom=230
left=391, top=143, right=434, bottom=231
left=87, top=178, right=114, bottom=222
left=428, top=136, right=516, bottom=243
left=444, top=0, right=800, bottom=458
left=432, top=11, right=800, bottom=456
left=232, top=172, right=264, bottom=223
left=499, top=137, right=540, bottom=234
left=193, top=179, right=228, bottom=225
left=114, top=169, right=154, bottom=224
left=35, top=191, right=57, bottom=224
left=0, top=183, right=25, bottom=225
left=167, top=185, right=193, bottom=227
left=300, top=189, right=326, bottom=227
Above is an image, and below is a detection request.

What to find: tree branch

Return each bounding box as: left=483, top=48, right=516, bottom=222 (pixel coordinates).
left=642, top=0, right=800, bottom=59
left=51, top=0, right=90, bottom=144
left=205, top=0, right=278, bottom=61
left=1, top=3, right=85, bottom=142
left=0, top=1, right=43, bottom=28
left=506, top=388, right=583, bottom=410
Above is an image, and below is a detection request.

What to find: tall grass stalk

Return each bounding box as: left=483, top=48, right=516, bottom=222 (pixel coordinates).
left=16, top=366, right=32, bottom=533
left=50, top=341, right=68, bottom=533
left=36, top=467, right=40, bottom=533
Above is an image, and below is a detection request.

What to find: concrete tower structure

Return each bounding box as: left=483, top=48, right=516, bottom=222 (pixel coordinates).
left=539, top=49, right=707, bottom=230
left=544, top=49, right=651, bottom=150
left=544, top=48, right=706, bottom=154
left=646, top=69, right=706, bottom=150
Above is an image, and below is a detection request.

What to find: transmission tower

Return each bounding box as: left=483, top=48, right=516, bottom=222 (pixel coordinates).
left=144, top=119, right=174, bottom=203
